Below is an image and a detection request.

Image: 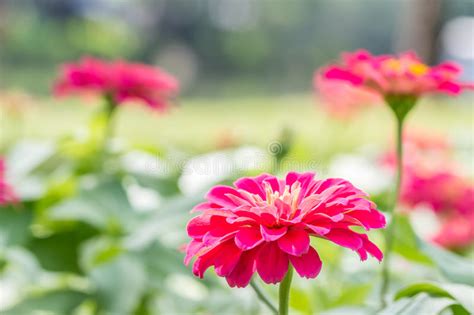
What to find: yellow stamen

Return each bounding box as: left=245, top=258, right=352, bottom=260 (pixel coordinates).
left=409, top=63, right=428, bottom=76
left=385, top=59, right=402, bottom=71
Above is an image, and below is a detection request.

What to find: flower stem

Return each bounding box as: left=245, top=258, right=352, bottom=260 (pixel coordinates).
left=279, top=266, right=293, bottom=315
left=380, top=114, right=404, bottom=306
left=250, top=279, right=278, bottom=315
left=103, top=94, right=117, bottom=141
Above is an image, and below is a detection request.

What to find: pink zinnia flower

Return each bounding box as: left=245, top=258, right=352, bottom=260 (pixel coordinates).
left=315, top=50, right=473, bottom=116
left=185, top=172, right=385, bottom=287
left=54, top=57, right=179, bottom=111
left=0, top=158, right=17, bottom=205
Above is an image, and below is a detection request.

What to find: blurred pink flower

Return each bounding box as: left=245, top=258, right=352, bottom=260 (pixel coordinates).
left=185, top=172, right=385, bottom=287
left=381, top=131, right=474, bottom=249
left=54, top=57, right=179, bottom=111
left=433, top=212, right=474, bottom=249
left=381, top=129, right=453, bottom=174
left=0, top=158, right=17, bottom=205
left=314, top=73, right=381, bottom=118
left=315, top=50, right=473, bottom=116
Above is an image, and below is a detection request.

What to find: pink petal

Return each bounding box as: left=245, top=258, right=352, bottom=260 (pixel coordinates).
left=226, top=248, right=259, bottom=288
left=206, top=186, right=244, bottom=208
left=187, top=215, right=210, bottom=238
left=262, top=176, right=282, bottom=194
left=437, top=81, right=461, bottom=95
left=234, top=177, right=266, bottom=199
left=277, top=229, right=310, bottom=256
left=260, top=225, right=288, bottom=241
left=305, top=224, right=330, bottom=236
left=361, top=235, right=383, bottom=261
left=256, top=242, right=289, bottom=284
left=184, top=239, right=204, bottom=265
left=285, top=172, right=300, bottom=186
left=289, top=246, right=322, bottom=279
left=235, top=227, right=264, bottom=250
left=324, top=67, right=364, bottom=85
left=213, top=241, right=242, bottom=277
left=324, top=229, right=363, bottom=251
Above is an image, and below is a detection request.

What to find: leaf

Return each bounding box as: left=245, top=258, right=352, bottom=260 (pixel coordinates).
left=27, top=225, right=96, bottom=273
left=393, top=215, right=474, bottom=286
left=321, top=306, right=375, bottom=315
left=89, top=255, right=147, bottom=314
left=417, top=239, right=474, bottom=286
left=124, top=193, right=203, bottom=249
left=80, top=236, right=124, bottom=271
left=6, top=140, right=57, bottom=200
left=380, top=293, right=456, bottom=315
left=0, top=206, right=32, bottom=247
left=395, top=282, right=474, bottom=314
left=50, top=179, right=144, bottom=234
left=1, top=290, right=88, bottom=315
left=393, top=215, right=432, bottom=264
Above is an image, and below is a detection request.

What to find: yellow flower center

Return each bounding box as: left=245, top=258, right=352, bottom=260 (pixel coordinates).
left=385, top=59, right=402, bottom=71
left=409, top=62, right=428, bottom=76
left=264, top=181, right=301, bottom=215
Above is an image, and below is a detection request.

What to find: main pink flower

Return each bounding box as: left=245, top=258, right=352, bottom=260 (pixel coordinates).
left=184, top=172, right=385, bottom=287
left=54, top=57, right=179, bottom=111
left=0, top=158, right=17, bottom=205
left=314, top=50, right=473, bottom=116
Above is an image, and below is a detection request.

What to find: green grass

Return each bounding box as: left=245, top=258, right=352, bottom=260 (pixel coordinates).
left=3, top=94, right=473, bottom=164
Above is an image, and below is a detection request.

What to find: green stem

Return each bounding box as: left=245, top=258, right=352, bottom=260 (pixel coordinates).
left=279, top=266, right=293, bottom=315
left=250, top=279, right=278, bottom=315
left=103, top=94, right=117, bottom=142
left=380, top=115, right=404, bottom=306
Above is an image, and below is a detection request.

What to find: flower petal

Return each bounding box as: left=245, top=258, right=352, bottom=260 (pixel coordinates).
left=235, top=227, right=264, bottom=250
left=324, top=229, right=363, bottom=251
left=226, top=248, right=259, bottom=288
left=260, top=225, right=288, bottom=242
left=289, top=246, right=322, bottom=279
left=207, top=186, right=244, bottom=208
left=277, top=229, right=310, bottom=256
left=187, top=215, right=210, bottom=238
left=256, top=242, right=289, bottom=284
left=213, top=241, right=242, bottom=277
left=234, top=177, right=266, bottom=199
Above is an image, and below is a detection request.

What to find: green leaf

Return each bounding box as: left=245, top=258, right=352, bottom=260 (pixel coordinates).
left=80, top=236, right=124, bottom=271
left=321, top=306, right=375, bottom=315
left=393, top=215, right=432, bottom=264
left=1, top=290, right=88, bottom=315
left=50, top=179, right=143, bottom=234
left=380, top=293, right=456, bottom=315
left=27, top=225, right=96, bottom=273
left=395, top=282, right=474, bottom=314
left=393, top=215, right=474, bottom=286
left=0, top=206, right=32, bottom=247
left=417, top=240, right=474, bottom=286
left=89, top=255, right=146, bottom=314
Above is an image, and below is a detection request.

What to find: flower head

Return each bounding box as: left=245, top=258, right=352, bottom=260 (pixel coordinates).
left=54, top=57, right=179, bottom=111
left=315, top=50, right=473, bottom=116
left=185, top=172, right=385, bottom=287
left=0, top=158, right=17, bottom=205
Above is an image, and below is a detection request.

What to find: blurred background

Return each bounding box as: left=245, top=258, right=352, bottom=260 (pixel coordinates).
left=1, top=0, right=473, bottom=95
left=0, top=1, right=473, bottom=315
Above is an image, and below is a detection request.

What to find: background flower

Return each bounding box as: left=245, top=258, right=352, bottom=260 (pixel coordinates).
left=54, top=57, right=179, bottom=111
left=0, top=158, right=17, bottom=205
left=315, top=50, right=473, bottom=117
left=381, top=131, right=474, bottom=249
